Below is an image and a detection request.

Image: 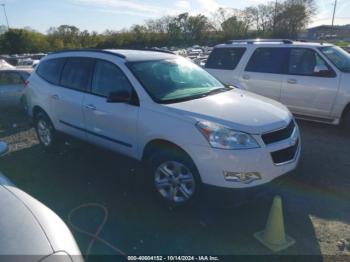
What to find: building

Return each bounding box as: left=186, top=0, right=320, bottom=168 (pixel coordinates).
left=306, top=25, right=350, bottom=41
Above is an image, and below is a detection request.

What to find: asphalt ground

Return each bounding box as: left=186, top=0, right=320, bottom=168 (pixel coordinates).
left=0, top=108, right=350, bottom=261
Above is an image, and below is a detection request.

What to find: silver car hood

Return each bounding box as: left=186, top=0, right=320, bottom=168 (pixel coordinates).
left=0, top=181, right=52, bottom=257
left=164, top=89, right=292, bottom=134
left=0, top=173, right=83, bottom=261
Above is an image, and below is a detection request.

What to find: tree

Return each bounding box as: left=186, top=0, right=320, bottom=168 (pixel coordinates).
left=166, top=13, right=212, bottom=45
left=211, top=8, right=239, bottom=31
left=0, top=29, right=48, bottom=54
left=221, top=16, right=249, bottom=39
left=274, top=0, right=316, bottom=38
left=47, top=25, right=82, bottom=49
left=244, top=4, right=275, bottom=37
left=0, top=0, right=317, bottom=53
left=187, top=14, right=211, bottom=43
left=146, top=16, right=172, bottom=34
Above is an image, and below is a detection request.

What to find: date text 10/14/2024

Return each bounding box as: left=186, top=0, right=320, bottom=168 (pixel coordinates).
left=127, top=256, right=220, bottom=261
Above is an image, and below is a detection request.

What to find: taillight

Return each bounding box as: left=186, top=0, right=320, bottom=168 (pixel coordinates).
left=24, top=80, right=29, bottom=88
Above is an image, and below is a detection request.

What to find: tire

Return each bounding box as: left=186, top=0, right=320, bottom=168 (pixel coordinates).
left=147, top=149, right=201, bottom=207
left=343, top=111, right=350, bottom=131
left=34, top=112, right=59, bottom=149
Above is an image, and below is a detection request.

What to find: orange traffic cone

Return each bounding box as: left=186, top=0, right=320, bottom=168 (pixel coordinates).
left=254, top=195, right=295, bottom=252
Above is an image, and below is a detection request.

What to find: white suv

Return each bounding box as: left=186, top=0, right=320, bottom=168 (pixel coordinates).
left=205, top=39, right=350, bottom=128
left=26, top=49, right=300, bottom=205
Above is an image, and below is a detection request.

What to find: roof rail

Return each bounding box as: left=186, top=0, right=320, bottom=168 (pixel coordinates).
left=49, top=49, right=126, bottom=59
left=137, top=48, right=176, bottom=55
left=226, top=39, right=294, bottom=45
left=48, top=48, right=176, bottom=58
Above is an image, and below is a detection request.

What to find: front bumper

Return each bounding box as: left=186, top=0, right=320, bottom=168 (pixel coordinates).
left=182, top=123, right=301, bottom=189
left=201, top=169, right=295, bottom=207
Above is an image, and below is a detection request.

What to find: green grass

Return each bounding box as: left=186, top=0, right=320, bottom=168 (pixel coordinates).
left=335, top=41, right=350, bottom=47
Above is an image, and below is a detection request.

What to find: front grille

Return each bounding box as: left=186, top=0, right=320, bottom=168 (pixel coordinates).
left=271, top=140, right=299, bottom=165
left=262, top=121, right=295, bottom=145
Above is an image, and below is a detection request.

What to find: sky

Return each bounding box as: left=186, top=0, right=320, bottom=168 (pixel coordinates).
left=0, top=0, right=350, bottom=33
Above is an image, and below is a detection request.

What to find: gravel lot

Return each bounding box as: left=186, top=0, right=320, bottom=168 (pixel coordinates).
left=0, top=108, right=350, bottom=261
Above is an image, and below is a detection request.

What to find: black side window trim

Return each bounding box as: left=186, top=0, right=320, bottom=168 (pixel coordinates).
left=57, top=58, right=67, bottom=87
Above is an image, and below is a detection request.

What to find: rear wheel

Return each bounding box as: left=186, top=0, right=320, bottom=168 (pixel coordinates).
left=34, top=112, right=58, bottom=149
left=147, top=150, right=201, bottom=206
left=344, top=112, right=350, bottom=131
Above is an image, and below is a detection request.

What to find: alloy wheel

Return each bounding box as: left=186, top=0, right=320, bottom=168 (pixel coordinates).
left=154, top=161, right=196, bottom=204
left=37, top=119, right=52, bottom=146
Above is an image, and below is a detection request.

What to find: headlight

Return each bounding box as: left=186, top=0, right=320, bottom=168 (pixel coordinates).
left=196, top=121, right=259, bottom=150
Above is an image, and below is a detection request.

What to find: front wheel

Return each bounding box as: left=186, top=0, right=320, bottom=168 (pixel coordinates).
left=147, top=150, right=201, bottom=206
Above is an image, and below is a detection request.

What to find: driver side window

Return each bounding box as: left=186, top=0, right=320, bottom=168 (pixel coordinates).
left=288, top=48, right=333, bottom=77
left=92, top=60, right=133, bottom=97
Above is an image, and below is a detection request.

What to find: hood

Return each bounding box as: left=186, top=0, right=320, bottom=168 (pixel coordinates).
left=164, top=89, right=292, bottom=134
left=0, top=182, right=52, bottom=256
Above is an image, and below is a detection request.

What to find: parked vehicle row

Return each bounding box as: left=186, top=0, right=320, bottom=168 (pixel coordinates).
left=26, top=49, right=300, bottom=206
left=0, top=69, right=31, bottom=109
left=205, top=39, right=350, bottom=129
left=0, top=59, right=15, bottom=70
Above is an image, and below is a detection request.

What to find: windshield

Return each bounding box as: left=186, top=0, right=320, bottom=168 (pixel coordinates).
left=127, top=57, right=227, bottom=103
left=319, top=46, right=350, bottom=72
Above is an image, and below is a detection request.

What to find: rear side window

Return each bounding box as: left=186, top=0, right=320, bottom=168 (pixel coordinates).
left=37, top=58, right=66, bottom=85
left=92, top=60, right=133, bottom=97
left=0, top=72, right=23, bottom=85
left=206, top=48, right=246, bottom=70
left=245, top=48, right=289, bottom=74
left=60, top=58, right=94, bottom=91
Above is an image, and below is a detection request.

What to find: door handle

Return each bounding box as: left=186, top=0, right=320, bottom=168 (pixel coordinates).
left=85, top=104, right=96, bottom=110
left=51, top=94, right=60, bottom=100
left=287, top=79, right=297, bottom=84
left=242, top=74, right=250, bottom=80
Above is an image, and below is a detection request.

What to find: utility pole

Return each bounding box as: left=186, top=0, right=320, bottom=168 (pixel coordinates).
left=331, top=0, right=337, bottom=29
left=272, top=0, right=278, bottom=36
left=273, top=0, right=278, bottom=32
left=1, top=3, right=9, bottom=30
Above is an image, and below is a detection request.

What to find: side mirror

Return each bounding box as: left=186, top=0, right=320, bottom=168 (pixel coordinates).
left=314, top=65, right=334, bottom=77
left=0, top=142, right=8, bottom=157
left=107, top=90, right=131, bottom=103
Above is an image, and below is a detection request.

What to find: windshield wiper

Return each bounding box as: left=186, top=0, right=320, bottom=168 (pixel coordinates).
left=160, top=87, right=232, bottom=104
left=204, top=87, right=232, bottom=96
left=160, top=94, right=206, bottom=104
